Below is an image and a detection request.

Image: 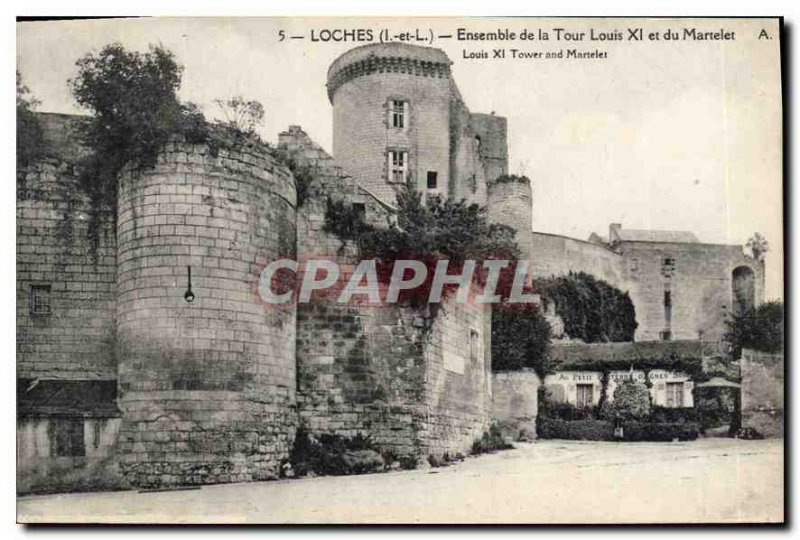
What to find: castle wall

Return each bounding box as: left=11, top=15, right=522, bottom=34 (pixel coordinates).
left=491, top=370, right=540, bottom=441
left=488, top=179, right=533, bottom=260
left=288, top=127, right=492, bottom=461
left=17, top=161, right=117, bottom=381
left=115, top=141, right=297, bottom=488
left=740, top=348, right=783, bottom=437
left=469, top=113, right=509, bottom=186
left=419, top=300, right=492, bottom=458
left=529, top=232, right=624, bottom=286
left=618, top=242, right=763, bottom=342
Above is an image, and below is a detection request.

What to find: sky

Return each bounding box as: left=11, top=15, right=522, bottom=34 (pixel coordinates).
left=16, top=17, right=784, bottom=300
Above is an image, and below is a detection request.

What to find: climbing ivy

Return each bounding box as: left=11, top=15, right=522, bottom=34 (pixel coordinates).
left=534, top=272, right=637, bottom=342
left=491, top=303, right=553, bottom=378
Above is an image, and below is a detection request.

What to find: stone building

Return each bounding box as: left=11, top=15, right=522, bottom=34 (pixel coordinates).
left=16, top=42, right=768, bottom=491
left=530, top=223, right=765, bottom=343
left=492, top=341, right=704, bottom=441
left=17, top=43, right=504, bottom=491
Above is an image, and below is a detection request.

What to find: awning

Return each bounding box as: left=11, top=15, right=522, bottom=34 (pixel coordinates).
left=18, top=379, right=120, bottom=418
left=695, top=377, right=741, bottom=389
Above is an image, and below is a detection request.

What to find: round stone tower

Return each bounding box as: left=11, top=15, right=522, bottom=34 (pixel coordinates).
left=327, top=43, right=455, bottom=203
left=487, top=176, right=533, bottom=260
left=116, top=140, right=297, bottom=488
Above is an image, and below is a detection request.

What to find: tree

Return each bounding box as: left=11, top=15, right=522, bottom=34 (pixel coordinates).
left=746, top=233, right=769, bottom=261
left=491, top=304, right=553, bottom=377
left=69, top=43, right=197, bottom=252
left=724, top=300, right=784, bottom=357
left=214, top=96, right=265, bottom=135
left=16, top=71, right=46, bottom=170
left=601, top=379, right=650, bottom=423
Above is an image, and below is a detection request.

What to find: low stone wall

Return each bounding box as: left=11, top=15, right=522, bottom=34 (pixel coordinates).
left=491, top=370, right=540, bottom=441
left=741, top=348, right=784, bottom=437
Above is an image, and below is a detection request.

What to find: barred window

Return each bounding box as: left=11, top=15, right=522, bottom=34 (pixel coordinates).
left=30, top=284, right=51, bottom=316
left=388, top=150, right=408, bottom=183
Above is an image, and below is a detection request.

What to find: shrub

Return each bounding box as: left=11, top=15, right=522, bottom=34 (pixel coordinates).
left=620, top=422, right=700, bottom=442
left=534, top=272, right=637, bottom=342
left=649, top=406, right=699, bottom=425
left=324, top=180, right=523, bottom=311
left=601, top=380, right=650, bottom=423
left=289, top=427, right=385, bottom=477
left=491, top=303, right=552, bottom=377
left=471, top=423, right=514, bottom=455
left=16, top=71, right=46, bottom=172
left=541, top=401, right=596, bottom=421
left=724, top=300, right=784, bottom=358
left=536, top=418, right=615, bottom=441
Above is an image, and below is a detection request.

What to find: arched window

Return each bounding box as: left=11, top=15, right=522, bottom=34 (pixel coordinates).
left=732, top=266, right=755, bottom=314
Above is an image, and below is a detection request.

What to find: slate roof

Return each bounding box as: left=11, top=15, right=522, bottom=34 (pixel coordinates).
left=550, top=340, right=705, bottom=365
left=17, top=379, right=120, bottom=418
left=613, top=228, right=699, bottom=244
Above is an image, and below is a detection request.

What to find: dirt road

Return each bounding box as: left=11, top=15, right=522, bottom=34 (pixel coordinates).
left=17, top=438, right=784, bottom=524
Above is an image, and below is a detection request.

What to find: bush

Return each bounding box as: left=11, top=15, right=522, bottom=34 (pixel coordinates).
left=536, top=418, right=615, bottom=441
left=649, top=406, right=699, bottom=424
left=289, top=427, right=386, bottom=477
left=541, top=401, right=596, bottom=421
left=471, top=423, right=514, bottom=455
left=601, top=380, right=650, bottom=423
left=724, top=300, right=784, bottom=358
left=620, top=422, right=700, bottom=442
left=16, top=71, right=46, bottom=172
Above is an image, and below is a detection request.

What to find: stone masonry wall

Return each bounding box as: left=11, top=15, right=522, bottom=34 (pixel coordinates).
left=17, top=158, right=117, bottom=381
left=488, top=179, right=533, bottom=260
left=528, top=231, right=624, bottom=287
left=491, top=370, right=540, bottom=441
left=330, top=44, right=455, bottom=204
left=740, top=348, right=783, bottom=437
left=115, top=141, right=297, bottom=487
left=420, top=300, right=492, bottom=458
left=286, top=126, right=492, bottom=462
left=619, top=242, right=763, bottom=342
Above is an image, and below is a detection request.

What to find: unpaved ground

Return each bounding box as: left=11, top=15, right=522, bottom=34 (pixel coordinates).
left=17, top=438, right=783, bottom=524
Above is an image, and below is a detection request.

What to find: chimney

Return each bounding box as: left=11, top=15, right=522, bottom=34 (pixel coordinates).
left=609, top=223, right=622, bottom=243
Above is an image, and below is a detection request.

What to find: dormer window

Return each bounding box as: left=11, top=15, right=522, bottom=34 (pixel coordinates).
left=390, top=100, right=408, bottom=129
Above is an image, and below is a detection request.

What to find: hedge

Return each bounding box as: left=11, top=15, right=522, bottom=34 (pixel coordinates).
left=536, top=418, right=700, bottom=442
left=620, top=422, right=700, bottom=442
left=536, top=418, right=614, bottom=441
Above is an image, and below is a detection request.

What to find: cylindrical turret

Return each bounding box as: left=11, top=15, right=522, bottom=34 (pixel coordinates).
left=327, top=43, right=454, bottom=203
left=116, top=141, right=297, bottom=488
left=487, top=176, right=533, bottom=260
